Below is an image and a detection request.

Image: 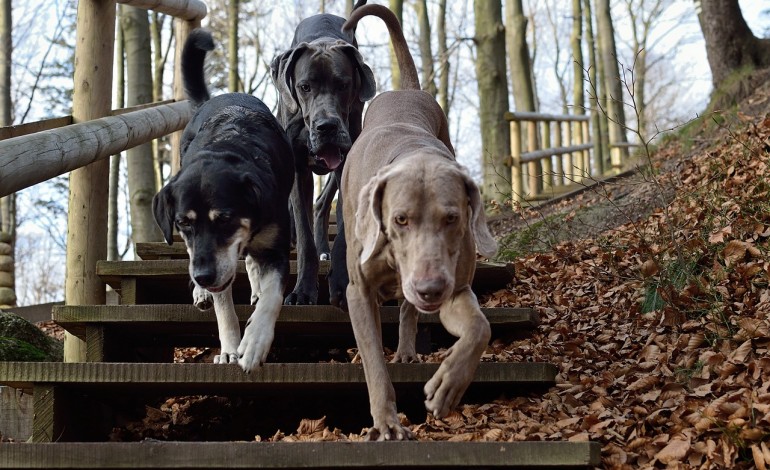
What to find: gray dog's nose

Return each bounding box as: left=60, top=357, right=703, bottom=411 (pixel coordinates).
left=314, top=119, right=338, bottom=134
left=414, top=278, right=447, bottom=303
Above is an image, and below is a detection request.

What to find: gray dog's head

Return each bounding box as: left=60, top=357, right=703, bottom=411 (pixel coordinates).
left=271, top=39, right=375, bottom=174
left=354, top=155, right=498, bottom=313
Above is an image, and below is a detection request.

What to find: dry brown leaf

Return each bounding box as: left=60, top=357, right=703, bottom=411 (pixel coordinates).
left=627, top=375, right=658, bottom=391
left=722, top=240, right=748, bottom=266
left=655, top=437, right=691, bottom=464
left=297, top=416, right=326, bottom=435
left=752, top=445, right=767, bottom=470
left=728, top=339, right=753, bottom=363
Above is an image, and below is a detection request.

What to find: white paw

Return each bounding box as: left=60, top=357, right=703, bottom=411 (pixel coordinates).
left=319, top=253, right=330, bottom=261
left=213, top=351, right=239, bottom=364
left=192, top=285, right=213, bottom=310
left=236, top=322, right=275, bottom=373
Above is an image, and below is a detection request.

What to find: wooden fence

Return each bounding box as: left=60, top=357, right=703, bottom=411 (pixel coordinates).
left=0, top=0, right=207, bottom=362
left=506, top=111, right=594, bottom=202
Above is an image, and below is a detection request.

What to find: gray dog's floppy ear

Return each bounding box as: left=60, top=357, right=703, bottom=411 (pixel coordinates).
left=270, top=44, right=309, bottom=114
left=338, top=44, right=376, bottom=102
left=152, top=185, right=176, bottom=245
left=356, top=177, right=385, bottom=264
left=458, top=167, right=498, bottom=258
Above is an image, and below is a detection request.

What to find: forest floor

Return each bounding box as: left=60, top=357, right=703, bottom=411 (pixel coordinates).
left=31, top=71, right=770, bottom=468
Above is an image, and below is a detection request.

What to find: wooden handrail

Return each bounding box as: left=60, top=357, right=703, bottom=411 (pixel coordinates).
left=505, top=111, right=590, bottom=123
left=0, top=101, right=191, bottom=197
left=0, top=100, right=177, bottom=141
left=116, top=0, right=207, bottom=20
left=520, top=143, right=594, bottom=163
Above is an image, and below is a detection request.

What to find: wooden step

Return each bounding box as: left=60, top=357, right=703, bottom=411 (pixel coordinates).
left=96, top=260, right=514, bottom=305
left=0, top=441, right=601, bottom=468
left=1, top=362, right=557, bottom=443
left=52, top=304, right=537, bottom=362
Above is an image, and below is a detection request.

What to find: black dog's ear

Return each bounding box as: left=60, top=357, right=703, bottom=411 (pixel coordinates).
left=338, top=44, right=376, bottom=103
left=241, top=173, right=273, bottom=222
left=270, top=44, right=310, bottom=114
left=152, top=185, right=176, bottom=245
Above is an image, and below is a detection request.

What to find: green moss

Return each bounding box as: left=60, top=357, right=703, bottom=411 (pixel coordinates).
left=0, top=312, right=63, bottom=362
left=0, top=337, right=48, bottom=361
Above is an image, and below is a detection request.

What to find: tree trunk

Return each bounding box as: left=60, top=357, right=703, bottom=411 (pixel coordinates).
left=436, top=0, right=450, bottom=115
left=474, top=0, right=511, bottom=205
left=583, top=0, right=607, bottom=173
left=505, top=0, right=536, bottom=112
left=415, top=0, right=436, bottom=96
left=571, top=0, right=584, bottom=115
left=596, top=0, right=628, bottom=170
left=345, top=0, right=354, bottom=16
left=228, top=0, right=240, bottom=92
left=697, top=0, right=770, bottom=89
left=389, top=0, right=404, bottom=90
left=150, top=11, right=165, bottom=190
left=121, top=5, right=163, bottom=244
left=0, top=0, right=14, bottom=307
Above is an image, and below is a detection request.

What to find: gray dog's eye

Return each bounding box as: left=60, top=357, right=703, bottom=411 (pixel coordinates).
left=176, top=218, right=191, bottom=229
left=446, top=213, right=459, bottom=224
left=299, top=83, right=311, bottom=93
left=394, top=214, right=408, bottom=226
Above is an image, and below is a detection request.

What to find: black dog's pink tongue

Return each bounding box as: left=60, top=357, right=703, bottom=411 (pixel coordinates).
left=316, top=148, right=342, bottom=170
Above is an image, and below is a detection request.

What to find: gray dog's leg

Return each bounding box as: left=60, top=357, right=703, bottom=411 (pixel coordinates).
left=328, top=182, right=349, bottom=309
left=424, top=287, right=491, bottom=418
left=313, top=174, right=337, bottom=260
left=285, top=169, right=319, bottom=305
left=347, top=283, right=415, bottom=441
left=392, top=301, right=420, bottom=363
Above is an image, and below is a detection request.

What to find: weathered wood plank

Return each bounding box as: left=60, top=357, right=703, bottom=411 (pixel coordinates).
left=53, top=304, right=536, bottom=338
left=115, top=0, right=207, bottom=20
left=0, top=386, right=31, bottom=442
left=0, top=441, right=601, bottom=468
left=31, top=385, right=57, bottom=443
left=96, top=260, right=515, bottom=305
left=0, top=362, right=556, bottom=395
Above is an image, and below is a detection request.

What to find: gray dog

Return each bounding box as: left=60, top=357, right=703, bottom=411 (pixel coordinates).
left=341, top=5, right=498, bottom=440
left=271, top=1, right=375, bottom=307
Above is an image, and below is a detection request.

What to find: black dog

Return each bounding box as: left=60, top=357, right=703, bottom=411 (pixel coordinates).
left=152, top=29, right=294, bottom=372
left=271, top=1, right=375, bottom=308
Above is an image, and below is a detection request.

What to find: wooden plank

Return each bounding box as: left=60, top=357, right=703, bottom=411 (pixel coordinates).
left=53, top=304, right=536, bottom=338
left=0, top=386, right=31, bottom=442
left=115, top=0, right=207, bottom=20
left=0, top=441, right=601, bottom=468
left=0, top=362, right=556, bottom=395
left=84, top=327, right=105, bottom=362
left=96, top=260, right=515, bottom=305
left=505, top=110, right=591, bottom=122
left=31, top=385, right=58, bottom=443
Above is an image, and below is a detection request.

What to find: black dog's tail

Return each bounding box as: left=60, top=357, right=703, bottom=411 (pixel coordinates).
left=343, top=4, right=420, bottom=91
left=181, top=29, right=215, bottom=109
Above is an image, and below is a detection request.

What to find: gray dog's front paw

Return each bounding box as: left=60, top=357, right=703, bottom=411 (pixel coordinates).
left=423, top=352, right=475, bottom=418
left=283, top=287, right=318, bottom=305
left=391, top=348, right=420, bottom=364
left=365, top=419, right=414, bottom=441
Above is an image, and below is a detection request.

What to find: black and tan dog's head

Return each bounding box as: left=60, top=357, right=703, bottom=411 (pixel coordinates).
left=152, top=155, right=274, bottom=293
left=271, top=39, right=375, bottom=174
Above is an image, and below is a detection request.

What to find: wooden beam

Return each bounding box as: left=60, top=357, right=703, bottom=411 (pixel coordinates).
left=115, top=0, right=206, bottom=20
left=505, top=111, right=590, bottom=122
left=0, top=441, right=601, bottom=468
left=0, top=101, right=191, bottom=197
left=520, top=143, right=594, bottom=164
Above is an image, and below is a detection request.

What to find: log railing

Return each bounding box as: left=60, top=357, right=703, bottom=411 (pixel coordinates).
left=506, top=111, right=593, bottom=202
left=0, top=0, right=207, bottom=362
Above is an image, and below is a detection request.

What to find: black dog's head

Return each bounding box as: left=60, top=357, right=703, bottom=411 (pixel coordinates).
left=152, top=156, right=272, bottom=293
left=271, top=39, right=375, bottom=174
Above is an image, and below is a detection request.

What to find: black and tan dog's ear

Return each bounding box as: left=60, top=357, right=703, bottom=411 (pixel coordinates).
left=457, top=166, right=497, bottom=258
left=152, top=185, right=176, bottom=245
left=270, top=44, right=310, bottom=114
left=338, top=44, right=376, bottom=103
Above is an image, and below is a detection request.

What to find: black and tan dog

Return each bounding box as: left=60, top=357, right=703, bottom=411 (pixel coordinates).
left=152, top=29, right=294, bottom=372
left=271, top=1, right=375, bottom=307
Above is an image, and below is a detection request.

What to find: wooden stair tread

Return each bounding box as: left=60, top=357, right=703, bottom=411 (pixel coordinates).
left=0, top=441, right=601, bottom=468
left=95, top=260, right=514, bottom=305
left=53, top=304, right=537, bottom=338
left=0, top=362, right=556, bottom=394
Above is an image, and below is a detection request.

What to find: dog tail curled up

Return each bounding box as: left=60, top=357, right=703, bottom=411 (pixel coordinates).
left=343, top=4, right=420, bottom=91
left=181, top=29, right=215, bottom=109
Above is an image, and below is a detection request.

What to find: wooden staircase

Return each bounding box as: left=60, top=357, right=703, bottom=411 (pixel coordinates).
left=0, top=236, right=600, bottom=468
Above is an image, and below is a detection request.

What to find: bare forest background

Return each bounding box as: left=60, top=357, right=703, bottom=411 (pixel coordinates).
left=1, top=0, right=767, bottom=306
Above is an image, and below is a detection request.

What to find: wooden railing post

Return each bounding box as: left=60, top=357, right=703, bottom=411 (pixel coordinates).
left=540, top=121, right=552, bottom=191
left=553, top=121, right=563, bottom=186
left=563, top=121, right=573, bottom=184
left=572, top=121, right=584, bottom=182
left=526, top=120, right=538, bottom=198
left=64, top=0, right=116, bottom=362
left=582, top=120, right=591, bottom=178
left=509, top=120, right=522, bottom=203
